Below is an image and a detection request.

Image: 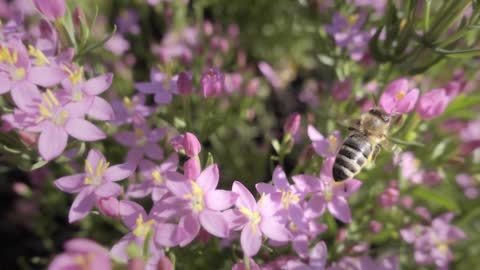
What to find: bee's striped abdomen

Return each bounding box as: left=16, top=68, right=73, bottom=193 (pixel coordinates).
left=333, top=134, right=372, bottom=181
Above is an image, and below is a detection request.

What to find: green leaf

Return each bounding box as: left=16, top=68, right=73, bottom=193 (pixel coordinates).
left=205, top=152, right=214, bottom=166
left=431, top=138, right=451, bottom=160
left=443, top=94, right=480, bottom=117
left=30, top=159, right=48, bottom=171
left=435, top=47, right=480, bottom=58
left=413, top=187, right=460, bottom=212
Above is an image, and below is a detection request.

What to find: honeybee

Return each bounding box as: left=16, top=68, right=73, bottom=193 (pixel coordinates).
left=332, top=108, right=393, bottom=182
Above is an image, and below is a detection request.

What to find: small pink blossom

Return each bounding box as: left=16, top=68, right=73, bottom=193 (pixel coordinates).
left=379, top=78, right=419, bottom=115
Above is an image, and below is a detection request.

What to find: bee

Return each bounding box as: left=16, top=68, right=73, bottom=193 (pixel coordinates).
left=332, top=108, right=393, bottom=182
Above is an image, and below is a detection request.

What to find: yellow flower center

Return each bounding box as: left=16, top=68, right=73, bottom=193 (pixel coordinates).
left=123, top=96, right=133, bottom=110
left=134, top=128, right=147, bottom=146
left=183, top=181, right=205, bottom=212
left=73, top=253, right=96, bottom=270
left=0, top=46, right=17, bottom=65
left=28, top=45, right=50, bottom=66
left=328, top=135, right=338, bottom=154
left=152, top=170, right=163, bottom=184
left=84, top=158, right=110, bottom=185
left=36, top=89, right=69, bottom=125
left=348, top=14, right=359, bottom=25
left=281, top=191, right=299, bottom=209
left=133, top=214, right=155, bottom=238
left=239, top=207, right=261, bottom=233
left=395, top=90, right=407, bottom=101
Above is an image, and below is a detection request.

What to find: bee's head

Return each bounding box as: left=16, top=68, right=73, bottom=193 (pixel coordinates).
left=362, top=108, right=391, bottom=135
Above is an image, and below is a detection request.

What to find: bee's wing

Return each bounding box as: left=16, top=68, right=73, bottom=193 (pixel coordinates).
left=336, top=118, right=361, bottom=130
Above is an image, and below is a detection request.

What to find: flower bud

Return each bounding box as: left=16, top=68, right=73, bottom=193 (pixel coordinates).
left=177, top=72, right=193, bottom=96
left=283, top=112, right=301, bottom=136
left=332, top=79, right=352, bottom=102
left=183, top=132, right=201, bottom=157
left=73, top=7, right=90, bottom=46
left=170, top=135, right=185, bottom=153
left=157, top=256, right=174, bottom=270
left=184, top=157, right=201, bottom=180
left=33, top=0, right=66, bottom=20
left=97, top=197, right=119, bottom=218
left=13, top=182, right=31, bottom=197
left=200, top=68, right=224, bottom=98
left=416, top=88, right=450, bottom=120
left=369, top=220, right=383, bottom=233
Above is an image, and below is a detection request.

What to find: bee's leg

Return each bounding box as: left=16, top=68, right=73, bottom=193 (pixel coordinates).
left=366, top=144, right=381, bottom=169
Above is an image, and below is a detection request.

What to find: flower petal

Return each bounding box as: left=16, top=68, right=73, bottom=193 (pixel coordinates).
left=272, top=166, right=289, bottom=190
left=54, top=173, right=86, bottom=193
left=260, top=219, right=291, bottom=242
left=328, top=196, right=352, bottom=223
left=165, top=176, right=191, bottom=197
left=95, top=182, right=122, bottom=197
left=0, top=74, right=12, bottom=94
left=232, top=181, right=256, bottom=210
left=205, top=190, right=238, bottom=211
left=127, top=182, right=153, bottom=198
left=292, top=175, right=321, bottom=193
left=11, top=82, right=41, bottom=113
left=154, top=223, right=179, bottom=247
left=28, top=66, right=67, bottom=87
left=65, top=118, right=106, bottom=141
left=305, top=195, right=326, bottom=219
left=154, top=91, right=173, bottom=104
left=144, top=143, right=164, bottom=160
left=111, top=233, right=136, bottom=263
left=159, top=153, right=179, bottom=172
left=134, top=81, right=164, bottom=94
left=255, top=183, right=276, bottom=194
left=335, top=179, right=362, bottom=197
left=114, top=131, right=136, bottom=146
left=68, top=187, right=95, bottom=223
left=88, top=97, right=115, bottom=121
left=178, top=214, right=200, bottom=247
left=196, top=164, right=219, bottom=192
left=307, top=125, right=324, bottom=141
left=84, top=73, right=113, bottom=95
left=39, top=124, right=68, bottom=161
left=310, top=241, right=328, bottom=268
left=199, top=209, right=229, bottom=238
left=240, top=224, right=262, bottom=257
left=86, top=149, right=105, bottom=170
left=119, top=200, right=147, bottom=229
left=104, top=162, right=135, bottom=182
left=64, top=238, right=108, bottom=254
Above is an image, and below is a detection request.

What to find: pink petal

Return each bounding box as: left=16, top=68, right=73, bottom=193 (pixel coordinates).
left=307, top=125, right=324, bottom=141
left=114, top=131, right=136, bottom=146
left=28, top=66, right=67, bottom=87
left=178, top=214, right=200, bottom=246
left=134, top=81, right=164, bottom=94
left=86, top=149, right=105, bottom=170
left=205, top=190, right=238, bottom=211
left=0, top=74, right=12, bottom=94
left=65, top=238, right=108, bottom=253
left=39, top=124, right=68, bottom=161
left=11, top=82, right=41, bottom=113
left=111, top=233, right=136, bottom=263
left=199, top=209, right=229, bottom=237
left=84, top=73, right=113, bottom=95
left=88, top=96, right=115, bottom=121
left=154, top=223, right=179, bottom=247
left=165, top=177, right=191, bottom=197
left=119, top=200, right=148, bottom=229
left=65, top=118, right=106, bottom=141
left=152, top=187, right=169, bottom=201
left=255, top=183, right=276, bottom=194
left=223, top=209, right=249, bottom=231
left=197, top=164, right=219, bottom=191
left=154, top=91, right=173, bottom=104
left=310, top=241, right=328, bottom=268
left=292, top=234, right=309, bottom=258
left=47, top=254, right=76, bottom=270
left=259, top=194, right=280, bottom=217
left=292, top=175, right=321, bottom=193
left=260, top=219, right=291, bottom=242
left=272, top=166, right=289, bottom=190
left=144, top=143, right=164, bottom=160
left=232, top=181, right=256, bottom=210
left=127, top=182, right=153, bottom=198
left=159, top=153, right=179, bottom=172
left=95, top=182, right=122, bottom=197
left=54, top=173, right=85, bottom=193
left=335, top=179, right=362, bottom=197
left=396, top=88, right=419, bottom=113
left=305, top=195, right=326, bottom=219
left=328, top=196, right=351, bottom=223
left=104, top=163, right=134, bottom=182
left=64, top=99, right=91, bottom=118
left=184, top=157, right=201, bottom=180
left=68, top=187, right=95, bottom=223
left=240, top=224, right=262, bottom=257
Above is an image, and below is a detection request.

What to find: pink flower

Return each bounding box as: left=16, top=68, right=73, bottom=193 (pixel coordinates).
left=228, top=181, right=291, bottom=257
left=112, top=200, right=176, bottom=267
left=332, top=79, right=352, bottom=101
left=378, top=181, right=399, bottom=208
left=111, top=94, right=152, bottom=126
left=200, top=68, right=225, bottom=97
left=294, top=158, right=362, bottom=223
left=48, top=238, right=111, bottom=270
left=9, top=89, right=106, bottom=160
left=232, top=258, right=261, bottom=270
left=308, top=125, right=342, bottom=158
left=258, top=61, right=282, bottom=89
left=54, top=149, right=134, bottom=222
left=127, top=154, right=179, bottom=201
left=283, top=113, right=301, bottom=136
left=456, top=174, right=479, bottom=199
left=379, top=78, right=419, bottom=115
left=164, top=164, right=238, bottom=245
left=285, top=241, right=327, bottom=270
left=33, top=0, right=66, bottom=20
left=416, top=88, right=450, bottom=120
left=134, top=68, right=178, bottom=104
left=114, top=124, right=166, bottom=163
left=60, top=67, right=115, bottom=121
left=183, top=132, right=202, bottom=157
